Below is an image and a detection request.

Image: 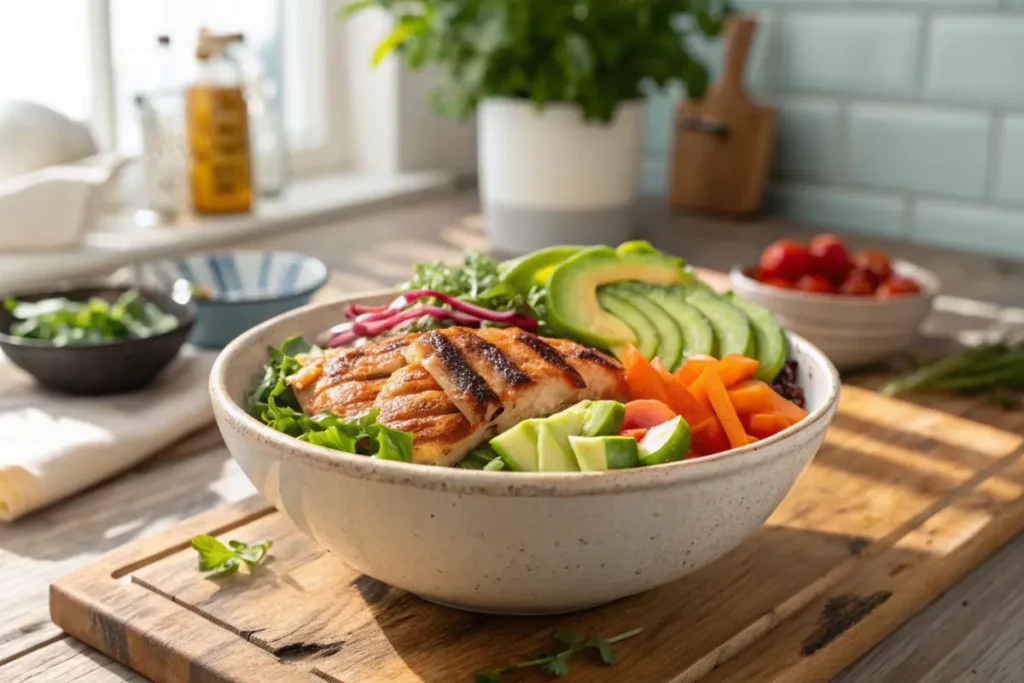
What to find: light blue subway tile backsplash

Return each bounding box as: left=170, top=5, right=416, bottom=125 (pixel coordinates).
left=772, top=99, right=843, bottom=182
left=913, top=202, right=1024, bottom=259
left=847, top=105, right=990, bottom=199
left=995, top=117, right=1024, bottom=206
left=636, top=4, right=1024, bottom=259
left=641, top=155, right=669, bottom=196
left=768, top=14, right=919, bottom=95
left=928, top=18, right=1024, bottom=106
left=644, top=84, right=683, bottom=154
left=769, top=183, right=908, bottom=238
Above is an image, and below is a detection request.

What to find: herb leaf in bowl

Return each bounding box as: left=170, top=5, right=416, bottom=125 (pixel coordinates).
left=249, top=336, right=414, bottom=462
left=4, top=288, right=178, bottom=346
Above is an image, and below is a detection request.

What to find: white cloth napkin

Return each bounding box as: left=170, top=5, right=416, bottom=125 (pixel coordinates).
left=0, top=348, right=217, bottom=521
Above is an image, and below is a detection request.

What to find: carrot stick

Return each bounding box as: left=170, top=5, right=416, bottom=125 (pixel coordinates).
left=702, top=367, right=749, bottom=450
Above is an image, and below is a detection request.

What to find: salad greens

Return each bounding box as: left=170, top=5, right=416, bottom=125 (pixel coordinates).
left=474, top=627, right=643, bottom=682
left=4, top=289, right=178, bottom=346
left=883, top=340, right=1024, bottom=407
left=398, top=252, right=548, bottom=334
left=191, top=534, right=273, bottom=575
left=249, top=336, right=414, bottom=461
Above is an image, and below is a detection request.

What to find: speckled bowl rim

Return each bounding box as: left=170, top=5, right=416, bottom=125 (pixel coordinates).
left=729, top=259, right=941, bottom=306
left=210, top=295, right=841, bottom=496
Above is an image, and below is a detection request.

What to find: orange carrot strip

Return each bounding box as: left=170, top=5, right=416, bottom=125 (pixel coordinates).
left=674, top=355, right=718, bottom=386
left=727, top=381, right=778, bottom=415
left=747, top=413, right=795, bottom=439
left=702, top=367, right=749, bottom=450
left=652, top=358, right=717, bottom=431
left=715, top=354, right=761, bottom=388
left=623, top=343, right=675, bottom=405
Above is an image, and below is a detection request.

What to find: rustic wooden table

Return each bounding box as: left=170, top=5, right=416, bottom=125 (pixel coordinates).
left=2, top=190, right=1023, bottom=682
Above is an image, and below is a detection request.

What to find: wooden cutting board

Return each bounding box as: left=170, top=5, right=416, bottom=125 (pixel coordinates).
left=670, top=14, right=774, bottom=215
left=49, top=384, right=1024, bottom=683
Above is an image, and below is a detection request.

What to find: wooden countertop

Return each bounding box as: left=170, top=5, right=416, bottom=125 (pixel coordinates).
left=2, top=190, right=1023, bottom=682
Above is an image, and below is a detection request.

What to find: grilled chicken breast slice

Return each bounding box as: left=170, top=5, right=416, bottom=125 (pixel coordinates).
left=374, top=363, right=484, bottom=466
left=293, top=334, right=421, bottom=417
left=468, top=327, right=628, bottom=431
left=288, top=327, right=627, bottom=466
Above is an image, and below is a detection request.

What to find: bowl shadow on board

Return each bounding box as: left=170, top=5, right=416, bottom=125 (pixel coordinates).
left=329, top=407, right=1011, bottom=680
left=335, top=526, right=927, bottom=679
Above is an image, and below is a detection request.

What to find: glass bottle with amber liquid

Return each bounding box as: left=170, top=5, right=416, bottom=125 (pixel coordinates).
left=185, top=29, right=253, bottom=213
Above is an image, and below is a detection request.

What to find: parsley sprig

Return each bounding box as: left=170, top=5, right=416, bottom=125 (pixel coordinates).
left=191, top=535, right=273, bottom=575
left=474, top=627, right=643, bottom=681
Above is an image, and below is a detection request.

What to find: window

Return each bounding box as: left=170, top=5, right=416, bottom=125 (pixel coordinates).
left=0, top=0, right=342, bottom=174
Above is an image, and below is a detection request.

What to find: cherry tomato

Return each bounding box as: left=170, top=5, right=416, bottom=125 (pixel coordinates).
left=762, top=276, right=796, bottom=290
left=809, top=234, right=853, bottom=281
left=839, top=270, right=875, bottom=296
left=796, top=274, right=835, bottom=294
left=876, top=275, right=922, bottom=298
left=760, top=240, right=813, bottom=280
left=853, top=250, right=893, bottom=285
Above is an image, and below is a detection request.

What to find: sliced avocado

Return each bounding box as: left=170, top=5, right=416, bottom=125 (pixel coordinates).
left=545, top=247, right=686, bottom=348
left=500, top=245, right=583, bottom=294
left=729, top=295, right=788, bottom=382
left=615, top=240, right=659, bottom=257
left=582, top=401, right=626, bottom=437
left=638, top=416, right=691, bottom=466
left=684, top=289, right=756, bottom=358
left=605, top=283, right=683, bottom=370
left=569, top=435, right=640, bottom=471
left=538, top=422, right=580, bottom=472
left=491, top=419, right=540, bottom=471
left=597, top=289, right=658, bottom=360
left=643, top=286, right=717, bottom=365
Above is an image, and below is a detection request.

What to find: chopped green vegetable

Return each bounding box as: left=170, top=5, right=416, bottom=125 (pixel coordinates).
left=191, top=535, right=273, bottom=575
left=399, top=252, right=547, bottom=333
left=883, top=341, right=1024, bottom=403
left=5, top=289, right=178, bottom=346
left=250, top=336, right=414, bottom=461
left=474, top=627, right=642, bottom=681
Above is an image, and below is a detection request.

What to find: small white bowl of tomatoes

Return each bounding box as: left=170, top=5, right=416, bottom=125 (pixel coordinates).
left=729, top=234, right=940, bottom=370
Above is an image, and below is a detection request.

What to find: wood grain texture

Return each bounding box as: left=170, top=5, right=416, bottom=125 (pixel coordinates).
left=669, top=15, right=774, bottom=215
left=48, top=381, right=1024, bottom=682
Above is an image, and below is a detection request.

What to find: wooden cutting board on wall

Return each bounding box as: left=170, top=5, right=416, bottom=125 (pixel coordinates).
left=670, top=14, right=774, bottom=215
left=49, top=383, right=1024, bottom=682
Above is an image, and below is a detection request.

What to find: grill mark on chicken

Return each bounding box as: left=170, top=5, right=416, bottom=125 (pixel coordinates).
left=425, top=331, right=503, bottom=420
left=514, top=332, right=587, bottom=388
left=456, top=329, right=531, bottom=388
left=568, top=347, right=620, bottom=371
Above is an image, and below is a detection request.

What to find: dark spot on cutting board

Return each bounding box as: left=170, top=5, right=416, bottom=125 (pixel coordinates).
left=93, top=613, right=129, bottom=663
left=276, top=639, right=346, bottom=661
left=801, top=592, right=892, bottom=656
left=351, top=575, right=390, bottom=605
left=848, top=537, right=870, bottom=556
left=889, top=562, right=911, bottom=578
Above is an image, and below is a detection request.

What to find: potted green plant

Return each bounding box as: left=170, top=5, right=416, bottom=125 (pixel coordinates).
left=342, top=0, right=729, bottom=254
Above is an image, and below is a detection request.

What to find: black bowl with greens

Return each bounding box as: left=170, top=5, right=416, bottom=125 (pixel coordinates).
left=0, top=284, right=197, bottom=395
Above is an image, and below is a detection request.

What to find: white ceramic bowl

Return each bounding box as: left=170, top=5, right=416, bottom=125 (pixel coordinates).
left=729, top=260, right=940, bottom=370
left=210, top=293, right=840, bottom=615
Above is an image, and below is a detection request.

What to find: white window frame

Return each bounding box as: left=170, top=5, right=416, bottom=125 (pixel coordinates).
left=83, top=0, right=349, bottom=177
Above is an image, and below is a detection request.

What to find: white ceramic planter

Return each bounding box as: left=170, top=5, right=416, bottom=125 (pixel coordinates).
left=478, top=98, right=645, bottom=254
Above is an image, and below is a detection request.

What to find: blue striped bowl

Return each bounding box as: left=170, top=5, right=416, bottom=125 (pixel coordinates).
left=130, top=250, right=329, bottom=348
